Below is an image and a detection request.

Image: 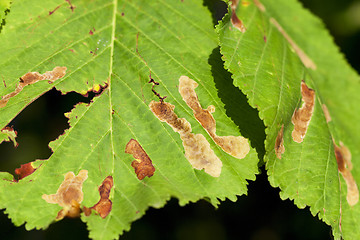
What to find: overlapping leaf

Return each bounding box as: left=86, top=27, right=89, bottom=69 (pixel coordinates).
left=217, top=0, right=360, bottom=239
left=0, top=0, right=258, bottom=239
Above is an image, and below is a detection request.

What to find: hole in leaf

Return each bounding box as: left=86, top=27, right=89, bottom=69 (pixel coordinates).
left=0, top=88, right=96, bottom=175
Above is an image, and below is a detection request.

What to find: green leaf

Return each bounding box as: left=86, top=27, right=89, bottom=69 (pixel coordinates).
left=0, top=0, right=258, bottom=239
left=217, top=0, right=360, bottom=239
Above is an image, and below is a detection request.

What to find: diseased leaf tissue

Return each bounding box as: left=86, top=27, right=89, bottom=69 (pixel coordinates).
left=43, top=171, right=114, bottom=220
left=150, top=76, right=250, bottom=177
left=0, top=67, right=67, bottom=108
left=291, top=80, right=315, bottom=143
left=84, top=176, right=114, bottom=218
left=42, top=170, right=88, bottom=220
left=125, top=139, right=155, bottom=180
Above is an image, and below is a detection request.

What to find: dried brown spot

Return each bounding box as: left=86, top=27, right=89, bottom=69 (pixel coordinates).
left=149, top=101, right=222, bottom=177
left=0, top=67, right=67, bottom=108
left=179, top=76, right=249, bottom=159
left=0, top=127, right=18, bottom=147
left=42, top=170, right=88, bottom=220
left=230, top=0, right=246, bottom=33
left=270, top=18, right=316, bottom=70
left=125, top=139, right=155, bottom=180
left=85, top=176, right=113, bottom=218
left=275, top=124, right=285, bottom=159
left=15, top=163, right=36, bottom=180
left=291, top=80, right=315, bottom=143
left=333, top=141, right=358, bottom=206
left=89, top=27, right=95, bottom=35
left=321, top=104, right=331, bottom=123
left=65, top=0, right=76, bottom=12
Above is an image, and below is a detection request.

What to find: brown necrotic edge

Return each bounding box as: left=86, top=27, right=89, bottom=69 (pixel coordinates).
left=333, top=141, right=358, bottom=206
left=0, top=66, right=67, bottom=108
left=0, top=126, right=18, bottom=147
left=291, top=80, right=315, bottom=143
left=178, top=76, right=249, bottom=159
left=149, top=100, right=222, bottom=177
left=125, top=139, right=155, bottom=180
left=14, top=162, right=37, bottom=181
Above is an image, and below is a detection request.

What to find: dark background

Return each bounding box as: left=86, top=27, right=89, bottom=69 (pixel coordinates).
left=1, top=0, right=359, bottom=239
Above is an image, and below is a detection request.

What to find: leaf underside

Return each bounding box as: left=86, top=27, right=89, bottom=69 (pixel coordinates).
left=217, top=0, right=360, bottom=239
left=0, top=0, right=259, bottom=239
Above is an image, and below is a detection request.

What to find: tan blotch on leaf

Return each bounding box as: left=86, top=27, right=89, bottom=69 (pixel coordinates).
left=291, top=80, right=315, bottom=143
left=0, top=66, right=67, bottom=108
left=275, top=125, right=285, bottom=159
left=42, top=170, right=88, bottom=220
left=84, top=176, right=113, bottom=218
left=179, top=76, right=249, bottom=159
left=334, top=141, right=358, bottom=206
left=125, top=139, right=155, bottom=180
left=149, top=101, right=222, bottom=177
left=230, top=0, right=246, bottom=32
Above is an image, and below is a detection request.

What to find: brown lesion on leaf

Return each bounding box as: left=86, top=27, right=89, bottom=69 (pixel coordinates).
left=149, top=100, right=222, bottom=177
left=84, top=176, right=113, bottom=218
left=333, top=141, right=358, bottom=206
left=291, top=80, right=315, bottom=143
left=270, top=18, right=316, bottom=70
left=0, top=126, right=18, bottom=147
left=229, top=0, right=246, bottom=33
left=0, top=66, right=67, bottom=108
left=125, top=139, right=155, bottom=180
left=42, top=170, right=88, bottom=220
left=178, top=76, right=249, bottom=159
left=321, top=104, right=331, bottom=123
left=275, top=124, right=285, bottom=159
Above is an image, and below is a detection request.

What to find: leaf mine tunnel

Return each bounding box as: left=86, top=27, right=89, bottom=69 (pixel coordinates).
left=333, top=141, right=359, bottom=206
left=275, top=124, right=285, bottom=159
left=0, top=66, right=67, bottom=108
left=149, top=100, right=222, bottom=177
left=178, top=76, right=250, bottom=159
left=42, top=170, right=88, bottom=220
left=291, top=80, right=315, bottom=143
left=125, top=139, right=155, bottom=180
left=229, top=0, right=246, bottom=32
left=84, top=176, right=114, bottom=219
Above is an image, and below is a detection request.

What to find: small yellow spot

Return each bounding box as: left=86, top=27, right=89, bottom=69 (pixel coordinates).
left=93, top=84, right=101, bottom=92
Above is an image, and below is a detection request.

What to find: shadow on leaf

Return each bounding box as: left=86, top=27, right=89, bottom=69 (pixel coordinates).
left=208, top=47, right=266, bottom=161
